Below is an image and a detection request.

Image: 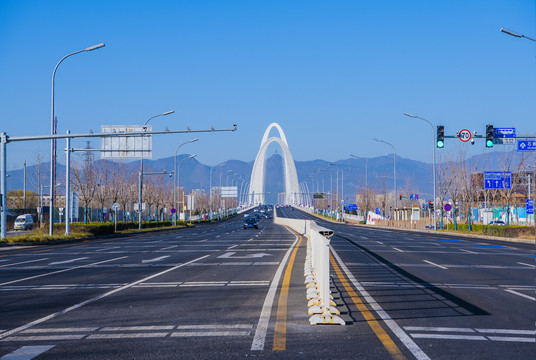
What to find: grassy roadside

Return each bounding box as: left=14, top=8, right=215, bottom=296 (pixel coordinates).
left=1, top=221, right=192, bottom=244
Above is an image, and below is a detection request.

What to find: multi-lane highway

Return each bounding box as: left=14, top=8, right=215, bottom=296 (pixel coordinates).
left=0, top=208, right=534, bottom=359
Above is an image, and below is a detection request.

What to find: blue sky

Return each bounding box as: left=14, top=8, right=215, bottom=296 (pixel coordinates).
left=1, top=0, right=535, bottom=171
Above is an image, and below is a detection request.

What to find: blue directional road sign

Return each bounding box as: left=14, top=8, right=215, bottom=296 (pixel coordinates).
left=347, top=204, right=358, bottom=211
left=517, top=140, right=536, bottom=152
left=527, top=199, right=534, bottom=215
left=375, top=208, right=381, bottom=215
left=484, top=171, right=512, bottom=189
left=493, top=128, right=516, bottom=145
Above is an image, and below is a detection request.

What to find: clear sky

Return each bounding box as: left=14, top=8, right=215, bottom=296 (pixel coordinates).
left=1, top=0, right=535, bottom=171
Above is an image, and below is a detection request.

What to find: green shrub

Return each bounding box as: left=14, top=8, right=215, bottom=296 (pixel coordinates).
left=446, top=223, right=534, bottom=238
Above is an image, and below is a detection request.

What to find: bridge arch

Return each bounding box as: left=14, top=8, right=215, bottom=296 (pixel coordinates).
left=249, top=123, right=299, bottom=205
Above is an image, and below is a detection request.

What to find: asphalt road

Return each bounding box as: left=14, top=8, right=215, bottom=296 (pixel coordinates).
left=278, top=206, right=536, bottom=360
left=0, top=208, right=534, bottom=359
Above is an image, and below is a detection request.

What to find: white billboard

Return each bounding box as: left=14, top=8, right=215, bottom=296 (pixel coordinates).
left=100, top=125, right=152, bottom=159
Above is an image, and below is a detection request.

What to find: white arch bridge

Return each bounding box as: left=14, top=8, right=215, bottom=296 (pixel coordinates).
left=246, top=123, right=308, bottom=206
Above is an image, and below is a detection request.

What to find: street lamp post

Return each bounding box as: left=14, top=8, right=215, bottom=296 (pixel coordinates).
left=138, top=110, right=175, bottom=229
left=174, top=139, right=198, bottom=225
left=373, top=138, right=397, bottom=210
left=177, top=155, right=196, bottom=222
left=350, top=154, right=368, bottom=215
left=209, top=164, right=225, bottom=221
left=500, top=28, right=536, bottom=42
left=403, top=113, right=437, bottom=230
left=50, top=43, right=105, bottom=236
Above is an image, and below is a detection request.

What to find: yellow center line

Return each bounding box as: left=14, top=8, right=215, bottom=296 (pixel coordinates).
left=273, top=230, right=303, bottom=351
left=330, top=254, right=407, bottom=360
left=72, top=244, right=88, bottom=248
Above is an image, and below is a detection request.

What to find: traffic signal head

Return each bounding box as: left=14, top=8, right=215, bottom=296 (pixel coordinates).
left=399, top=194, right=402, bottom=200
left=486, top=125, right=494, bottom=148
left=436, top=125, right=445, bottom=148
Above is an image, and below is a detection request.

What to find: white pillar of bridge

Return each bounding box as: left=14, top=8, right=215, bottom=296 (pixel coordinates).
left=249, top=123, right=299, bottom=205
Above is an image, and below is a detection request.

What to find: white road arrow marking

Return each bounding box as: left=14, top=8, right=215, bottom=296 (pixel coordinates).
left=49, top=257, right=88, bottom=265
left=217, top=252, right=272, bottom=259
left=142, top=256, right=170, bottom=264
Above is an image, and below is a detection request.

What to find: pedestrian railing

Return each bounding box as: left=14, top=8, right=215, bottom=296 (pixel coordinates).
left=274, top=210, right=345, bottom=325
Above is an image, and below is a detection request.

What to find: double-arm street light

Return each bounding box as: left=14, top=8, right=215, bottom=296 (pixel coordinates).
left=177, top=154, right=196, bottom=222
left=209, top=164, right=225, bottom=221
left=350, top=154, right=368, bottom=214
left=403, top=113, right=437, bottom=230
left=173, top=139, right=198, bottom=225
left=138, top=110, right=175, bottom=229
left=49, top=43, right=105, bottom=236
left=373, top=138, right=397, bottom=210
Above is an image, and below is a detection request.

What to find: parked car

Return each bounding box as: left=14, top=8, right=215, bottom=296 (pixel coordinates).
left=14, top=214, right=34, bottom=230
left=243, top=217, right=259, bottom=229
left=488, top=220, right=506, bottom=225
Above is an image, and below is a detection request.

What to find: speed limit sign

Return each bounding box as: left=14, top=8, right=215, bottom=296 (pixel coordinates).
left=458, top=129, right=471, bottom=142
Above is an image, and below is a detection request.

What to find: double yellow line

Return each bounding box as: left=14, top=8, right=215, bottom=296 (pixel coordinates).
left=272, top=231, right=302, bottom=350
left=330, top=254, right=407, bottom=360
left=270, top=229, right=406, bottom=359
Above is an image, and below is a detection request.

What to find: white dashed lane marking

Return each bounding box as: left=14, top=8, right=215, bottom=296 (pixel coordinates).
left=0, top=345, right=55, bottom=360
left=404, top=326, right=535, bottom=343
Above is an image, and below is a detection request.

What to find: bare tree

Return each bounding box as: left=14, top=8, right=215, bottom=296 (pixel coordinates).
left=72, top=151, right=97, bottom=223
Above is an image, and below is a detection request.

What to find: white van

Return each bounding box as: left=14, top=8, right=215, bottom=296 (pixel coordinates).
left=14, top=214, right=34, bottom=230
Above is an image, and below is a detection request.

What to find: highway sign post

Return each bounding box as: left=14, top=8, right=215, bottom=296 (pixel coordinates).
left=313, top=193, right=325, bottom=199
left=484, top=171, right=512, bottom=189
left=517, top=140, right=536, bottom=152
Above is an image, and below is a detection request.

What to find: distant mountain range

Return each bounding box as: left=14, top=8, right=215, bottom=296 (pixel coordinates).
left=6, top=150, right=531, bottom=202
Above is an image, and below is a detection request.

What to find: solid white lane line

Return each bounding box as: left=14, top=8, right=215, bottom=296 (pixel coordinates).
left=0, top=345, right=55, bottom=360
left=22, top=328, right=98, bottom=333
left=177, top=324, right=253, bottom=329
left=475, top=329, right=535, bottom=335
left=0, top=255, right=209, bottom=340
left=331, top=249, right=431, bottom=360
left=250, top=234, right=299, bottom=351
left=87, top=333, right=167, bottom=339
left=95, top=246, right=120, bottom=252
left=459, top=249, right=477, bottom=254
left=0, top=257, right=128, bottom=286
left=404, top=327, right=474, bottom=333
left=487, top=336, right=535, bottom=342
left=0, top=259, right=49, bottom=268
left=100, top=326, right=174, bottom=331
left=423, top=260, right=448, bottom=269
left=517, top=262, right=536, bottom=268
left=375, top=241, right=383, bottom=244
left=172, top=331, right=250, bottom=337
left=141, top=256, right=170, bottom=263
left=393, top=247, right=404, bottom=252
left=410, top=333, right=487, bottom=341
left=504, top=289, right=536, bottom=301
left=49, top=257, right=88, bottom=265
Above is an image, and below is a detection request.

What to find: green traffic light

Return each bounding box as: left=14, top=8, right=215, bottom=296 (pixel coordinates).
left=437, top=140, right=444, bottom=148
left=486, top=140, right=493, bottom=148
